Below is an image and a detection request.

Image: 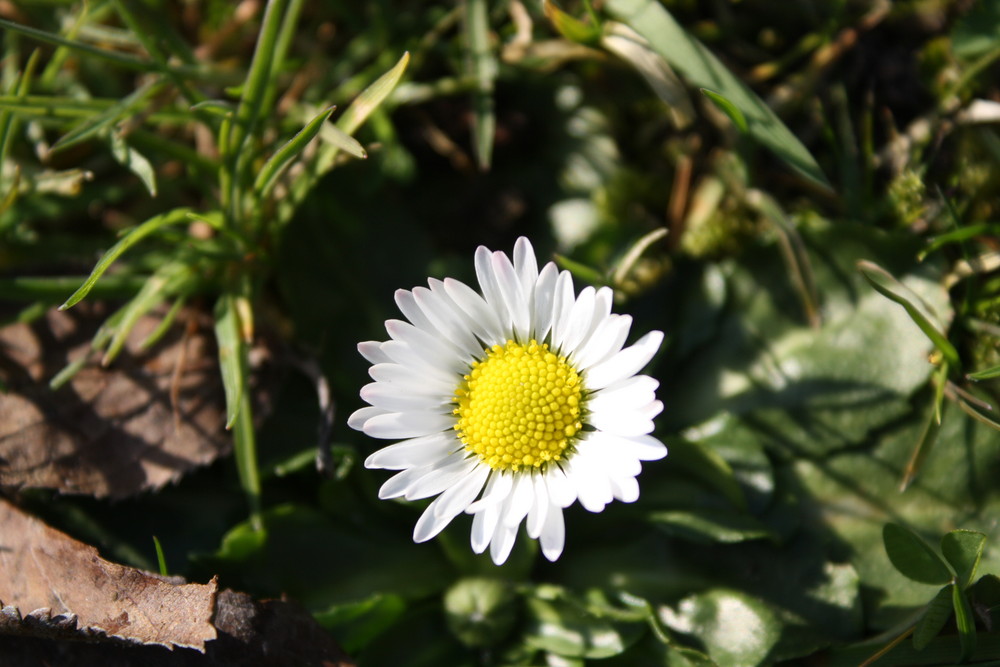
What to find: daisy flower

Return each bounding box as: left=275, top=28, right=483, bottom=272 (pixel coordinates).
left=348, top=237, right=666, bottom=565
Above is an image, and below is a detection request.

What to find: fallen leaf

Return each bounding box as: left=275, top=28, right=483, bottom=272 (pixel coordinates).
left=0, top=497, right=217, bottom=649
left=0, top=498, right=354, bottom=665
left=0, top=303, right=230, bottom=498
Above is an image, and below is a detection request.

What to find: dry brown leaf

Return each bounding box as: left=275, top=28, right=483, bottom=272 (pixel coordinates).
left=0, top=497, right=217, bottom=650
left=0, top=303, right=230, bottom=498
left=0, top=499, right=354, bottom=665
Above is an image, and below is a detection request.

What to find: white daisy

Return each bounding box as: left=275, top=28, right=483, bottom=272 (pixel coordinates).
left=348, top=237, right=666, bottom=565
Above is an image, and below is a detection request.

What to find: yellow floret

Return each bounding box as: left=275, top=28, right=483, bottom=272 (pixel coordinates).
left=453, top=339, right=584, bottom=472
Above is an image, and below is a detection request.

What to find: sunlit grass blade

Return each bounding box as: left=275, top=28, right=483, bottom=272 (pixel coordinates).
left=49, top=356, right=90, bottom=390
left=967, top=364, right=1000, bottom=381
left=554, top=254, right=607, bottom=286
left=260, top=0, right=306, bottom=119
left=611, top=227, right=668, bottom=288
left=152, top=536, right=169, bottom=576
left=139, top=296, right=185, bottom=350
left=254, top=105, right=335, bottom=199
left=52, top=78, right=164, bottom=153
left=465, top=0, right=496, bottom=169
left=543, top=0, right=602, bottom=44
left=336, top=52, right=411, bottom=137
left=110, top=132, right=157, bottom=197
left=318, top=121, right=367, bottom=160
left=0, top=275, right=147, bottom=301
left=59, top=207, right=193, bottom=310
left=700, top=88, right=749, bottom=133
left=214, top=293, right=262, bottom=529
left=857, top=260, right=960, bottom=369
left=101, top=263, right=191, bottom=366
left=605, top=0, right=830, bottom=189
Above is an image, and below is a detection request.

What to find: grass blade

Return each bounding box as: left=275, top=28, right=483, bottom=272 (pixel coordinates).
left=336, top=52, right=411, bottom=137
left=253, top=105, right=335, bottom=199
left=226, top=0, right=289, bottom=163
left=605, top=0, right=830, bottom=189
left=952, top=583, right=977, bottom=661
left=52, top=78, right=164, bottom=153
left=59, top=207, right=192, bottom=310
left=464, top=0, right=496, bottom=170
left=214, top=293, right=262, bottom=529
left=967, top=363, right=1000, bottom=381
left=152, top=536, right=169, bottom=576
left=857, top=260, right=960, bottom=369
left=700, top=88, right=749, bottom=133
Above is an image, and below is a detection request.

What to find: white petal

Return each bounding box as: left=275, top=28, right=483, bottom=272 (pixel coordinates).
left=539, top=504, right=565, bottom=561
left=360, top=382, right=451, bottom=412
left=434, top=465, right=490, bottom=517
left=368, top=362, right=456, bottom=395
left=442, top=277, right=504, bottom=345
left=358, top=341, right=391, bottom=365
left=395, top=289, right=436, bottom=334
left=572, top=314, right=632, bottom=370
left=574, top=286, right=614, bottom=354
left=588, top=375, right=659, bottom=412
left=348, top=406, right=388, bottom=431
left=379, top=464, right=432, bottom=499
left=513, top=237, right=539, bottom=292
left=471, top=502, right=500, bottom=554
left=557, top=285, right=595, bottom=353
left=610, top=475, right=640, bottom=503
left=592, top=432, right=668, bottom=461
left=493, top=250, right=531, bottom=342
left=363, top=410, right=454, bottom=439
left=413, top=286, right=483, bottom=358
left=549, top=271, right=576, bottom=350
left=475, top=245, right=511, bottom=331
left=404, top=456, right=478, bottom=500
left=503, top=473, right=535, bottom=528
left=526, top=475, right=549, bottom=539
left=532, top=263, right=558, bottom=342
left=489, top=521, right=518, bottom=565
left=412, top=466, right=490, bottom=542
left=544, top=465, right=577, bottom=508
left=385, top=320, right=467, bottom=374
left=379, top=341, right=461, bottom=387
left=585, top=330, right=664, bottom=390
left=588, top=409, right=656, bottom=437
left=465, top=472, right=513, bottom=513
left=364, top=432, right=459, bottom=470
left=568, top=453, right=614, bottom=512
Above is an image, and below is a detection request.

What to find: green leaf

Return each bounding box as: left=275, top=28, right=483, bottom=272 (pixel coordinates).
left=953, top=582, right=977, bottom=661
left=318, top=119, right=367, bottom=159
left=857, top=260, right=960, bottom=369
left=59, top=207, right=192, bottom=310
left=604, top=0, right=829, bottom=188
left=700, top=88, right=748, bottom=133
left=524, top=594, right=643, bottom=659
left=254, top=105, right=335, bottom=199
left=658, top=589, right=782, bottom=666
left=649, top=508, right=773, bottom=544
left=464, top=0, right=496, bottom=169
left=941, top=530, right=986, bottom=590
left=883, top=523, right=952, bottom=585
left=314, top=593, right=407, bottom=654
left=109, top=132, right=157, bottom=197
left=913, top=585, right=953, bottom=651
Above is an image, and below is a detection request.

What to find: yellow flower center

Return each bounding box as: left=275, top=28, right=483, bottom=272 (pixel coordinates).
left=453, top=339, right=584, bottom=472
